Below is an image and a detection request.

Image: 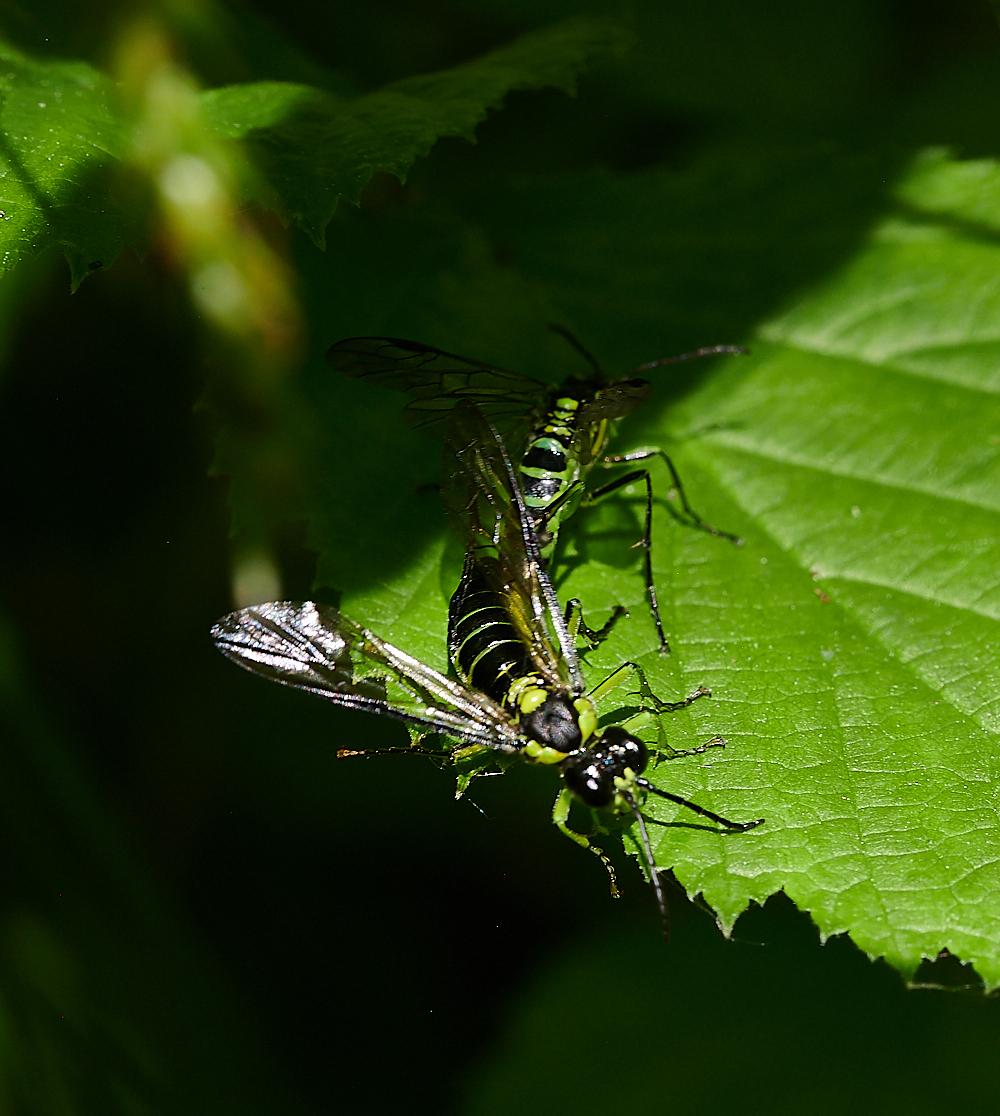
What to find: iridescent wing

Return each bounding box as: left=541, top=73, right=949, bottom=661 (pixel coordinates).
left=327, top=336, right=548, bottom=447
left=211, top=600, right=523, bottom=752
left=442, top=401, right=584, bottom=693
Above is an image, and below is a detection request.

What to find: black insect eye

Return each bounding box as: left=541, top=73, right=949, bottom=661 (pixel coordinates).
left=599, top=726, right=648, bottom=775
left=562, top=757, right=614, bottom=808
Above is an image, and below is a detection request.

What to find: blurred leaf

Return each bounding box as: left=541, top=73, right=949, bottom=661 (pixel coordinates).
left=0, top=40, right=131, bottom=289
left=895, top=146, right=1000, bottom=231
left=0, top=16, right=626, bottom=284
left=224, top=149, right=1000, bottom=987
left=218, top=16, right=631, bottom=244
left=200, top=80, right=314, bottom=137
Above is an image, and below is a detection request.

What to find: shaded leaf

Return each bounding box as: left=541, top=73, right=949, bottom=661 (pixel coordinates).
left=199, top=80, right=314, bottom=138
left=224, top=16, right=631, bottom=244
left=0, top=17, right=625, bottom=284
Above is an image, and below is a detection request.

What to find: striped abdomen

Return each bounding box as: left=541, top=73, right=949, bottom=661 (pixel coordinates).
left=448, top=564, right=534, bottom=706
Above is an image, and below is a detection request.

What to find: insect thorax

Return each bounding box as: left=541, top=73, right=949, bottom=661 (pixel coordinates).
left=518, top=384, right=620, bottom=559
left=507, top=676, right=598, bottom=763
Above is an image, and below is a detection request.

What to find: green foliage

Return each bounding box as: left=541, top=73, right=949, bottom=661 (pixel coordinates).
left=3, top=2, right=1000, bottom=1110
left=207, top=16, right=631, bottom=243
left=0, top=16, right=626, bottom=281
left=256, top=143, right=1000, bottom=988
left=0, top=42, right=129, bottom=288
left=634, top=160, right=1000, bottom=987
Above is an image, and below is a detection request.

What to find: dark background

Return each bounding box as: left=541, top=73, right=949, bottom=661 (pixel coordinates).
left=1, top=1, right=999, bottom=1112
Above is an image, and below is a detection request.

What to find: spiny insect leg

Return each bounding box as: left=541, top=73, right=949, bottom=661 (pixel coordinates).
left=564, top=596, right=629, bottom=650
left=584, top=467, right=667, bottom=653
left=637, top=778, right=765, bottom=831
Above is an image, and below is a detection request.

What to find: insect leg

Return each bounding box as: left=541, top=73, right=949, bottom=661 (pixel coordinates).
left=564, top=596, right=629, bottom=649
left=630, top=661, right=711, bottom=715
left=588, top=662, right=720, bottom=758
left=587, top=660, right=710, bottom=713
left=552, top=787, right=621, bottom=898
left=636, top=777, right=765, bottom=832
left=582, top=467, right=668, bottom=653
left=337, top=744, right=452, bottom=760
left=633, top=344, right=748, bottom=374
left=653, top=736, right=726, bottom=760
left=536, top=479, right=585, bottom=528
left=620, top=790, right=670, bottom=941
left=622, top=662, right=723, bottom=758
left=602, top=448, right=743, bottom=545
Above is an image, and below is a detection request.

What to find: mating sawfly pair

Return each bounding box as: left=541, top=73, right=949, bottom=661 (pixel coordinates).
left=212, top=336, right=762, bottom=934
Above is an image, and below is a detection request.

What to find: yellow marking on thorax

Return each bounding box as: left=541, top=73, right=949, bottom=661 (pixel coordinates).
left=506, top=674, right=549, bottom=716
left=574, top=696, right=598, bottom=744
left=524, top=740, right=569, bottom=765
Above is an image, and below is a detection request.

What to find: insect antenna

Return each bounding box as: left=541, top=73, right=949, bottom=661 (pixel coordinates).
left=634, top=344, right=748, bottom=372
left=337, top=744, right=448, bottom=763
left=636, top=777, right=765, bottom=831
left=620, top=789, right=670, bottom=941
left=548, top=323, right=603, bottom=376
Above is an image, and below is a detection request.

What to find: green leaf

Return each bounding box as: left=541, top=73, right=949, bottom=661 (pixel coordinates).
left=895, top=147, right=1000, bottom=232
left=199, top=80, right=314, bottom=138
left=239, top=147, right=1000, bottom=987
left=0, top=17, right=625, bottom=286
left=0, top=40, right=131, bottom=289
left=219, top=16, right=631, bottom=245
left=583, top=155, right=1000, bottom=987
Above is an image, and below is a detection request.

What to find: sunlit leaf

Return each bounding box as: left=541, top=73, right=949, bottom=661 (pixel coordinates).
left=0, top=41, right=130, bottom=288
left=574, top=153, right=1000, bottom=988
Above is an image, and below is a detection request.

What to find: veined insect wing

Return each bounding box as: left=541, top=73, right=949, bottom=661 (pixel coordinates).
left=574, top=378, right=652, bottom=426
left=211, top=601, right=522, bottom=753
left=211, top=601, right=381, bottom=701
left=326, top=335, right=547, bottom=446
left=326, top=336, right=511, bottom=385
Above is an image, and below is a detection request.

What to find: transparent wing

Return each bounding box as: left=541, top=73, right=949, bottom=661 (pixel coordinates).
left=572, top=379, right=652, bottom=464
left=326, top=336, right=548, bottom=447
left=442, top=402, right=584, bottom=692
left=211, top=601, right=522, bottom=752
